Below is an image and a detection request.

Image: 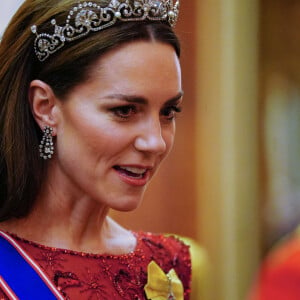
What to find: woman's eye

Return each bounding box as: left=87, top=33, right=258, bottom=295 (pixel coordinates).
left=161, top=106, right=182, bottom=120
left=111, top=105, right=137, bottom=119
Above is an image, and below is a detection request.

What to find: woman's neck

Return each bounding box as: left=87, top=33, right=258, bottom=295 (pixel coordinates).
left=0, top=163, right=137, bottom=254
left=0, top=196, right=136, bottom=255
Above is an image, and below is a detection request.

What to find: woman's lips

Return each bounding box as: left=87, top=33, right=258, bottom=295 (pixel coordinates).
left=113, top=165, right=151, bottom=186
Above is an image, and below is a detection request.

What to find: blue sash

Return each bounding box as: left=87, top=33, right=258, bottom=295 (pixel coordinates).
left=0, top=232, right=63, bottom=299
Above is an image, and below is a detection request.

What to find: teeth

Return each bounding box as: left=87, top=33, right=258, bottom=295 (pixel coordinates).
left=120, top=166, right=147, bottom=175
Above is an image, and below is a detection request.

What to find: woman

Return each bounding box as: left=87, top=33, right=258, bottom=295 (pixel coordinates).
left=0, top=0, right=191, bottom=299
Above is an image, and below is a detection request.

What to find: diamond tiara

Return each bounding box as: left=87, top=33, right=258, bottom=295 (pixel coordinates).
left=31, top=0, right=180, bottom=62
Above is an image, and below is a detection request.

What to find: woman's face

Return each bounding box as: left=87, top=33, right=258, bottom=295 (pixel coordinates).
left=53, top=41, right=182, bottom=211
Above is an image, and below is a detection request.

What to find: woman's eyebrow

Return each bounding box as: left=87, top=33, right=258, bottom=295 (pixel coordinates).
left=105, top=94, right=148, bottom=104
left=104, top=91, right=184, bottom=105
left=164, top=91, right=184, bottom=105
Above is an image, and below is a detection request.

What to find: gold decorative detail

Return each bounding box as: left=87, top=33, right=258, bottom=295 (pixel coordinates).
left=144, top=260, right=184, bottom=300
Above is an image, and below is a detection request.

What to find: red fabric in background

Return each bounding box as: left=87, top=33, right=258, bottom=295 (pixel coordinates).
left=249, top=234, right=300, bottom=300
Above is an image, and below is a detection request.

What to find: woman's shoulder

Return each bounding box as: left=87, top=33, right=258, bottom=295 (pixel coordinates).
left=136, top=231, right=191, bottom=256
left=135, top=231, right=192, bottom=298
left=134, top=231, right=191, bottom=276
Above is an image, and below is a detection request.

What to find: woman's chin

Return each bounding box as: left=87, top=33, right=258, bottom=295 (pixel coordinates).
left=113, top=201, right=142, bottom=212
left=110, top=195, right=144, bottom=212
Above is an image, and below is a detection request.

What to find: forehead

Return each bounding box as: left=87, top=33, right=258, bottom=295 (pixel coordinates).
left=87, top=41, right=182, bottom=93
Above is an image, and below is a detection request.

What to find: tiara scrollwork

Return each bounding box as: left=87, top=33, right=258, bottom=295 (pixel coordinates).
left=31, top=0, right=180, bottom=62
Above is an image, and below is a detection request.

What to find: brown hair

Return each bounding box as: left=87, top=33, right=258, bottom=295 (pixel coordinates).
left=0, top=0, right=180, bottom=221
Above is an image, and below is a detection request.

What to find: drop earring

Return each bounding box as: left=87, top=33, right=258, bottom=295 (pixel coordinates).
left=39, top=125, right=54, bottom=160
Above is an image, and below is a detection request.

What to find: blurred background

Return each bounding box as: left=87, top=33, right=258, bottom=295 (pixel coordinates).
left=1, top=0, right=300, bottom=299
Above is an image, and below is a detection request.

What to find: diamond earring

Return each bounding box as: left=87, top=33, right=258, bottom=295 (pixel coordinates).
left=39, top=126, right=54, bottom=160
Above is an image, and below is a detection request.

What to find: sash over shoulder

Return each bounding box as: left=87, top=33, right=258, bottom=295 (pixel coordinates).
left=0, top=231, right=64, bottom=300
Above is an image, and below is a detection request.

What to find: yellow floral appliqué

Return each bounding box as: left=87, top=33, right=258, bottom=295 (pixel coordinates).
left=144, top=260, right=184, bottom=300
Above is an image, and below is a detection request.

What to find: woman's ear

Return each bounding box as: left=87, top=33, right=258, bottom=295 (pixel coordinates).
left=29, top=80, right=59, bottom=132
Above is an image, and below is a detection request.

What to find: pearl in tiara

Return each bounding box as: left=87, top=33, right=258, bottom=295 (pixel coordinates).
left=31, top=0, right=180, bottom=62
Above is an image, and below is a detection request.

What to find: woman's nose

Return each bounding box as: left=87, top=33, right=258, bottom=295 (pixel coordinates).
left=134, top=118, right=167, bottom=155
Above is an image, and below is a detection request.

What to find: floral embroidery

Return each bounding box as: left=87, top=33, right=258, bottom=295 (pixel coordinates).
left=53, top=271, right=81, bottom=299
left=80, top=268, right=108, bottom=300
left=35, top=250, right=65, bottom=271
left=144, top=260, right=184, bottom=300
left=0, top=232, right=191, bottom=300
left=113, top=268, right=146, bottom=300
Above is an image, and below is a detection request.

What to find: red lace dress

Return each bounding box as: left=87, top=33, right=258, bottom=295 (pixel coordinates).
left=0, top=231, right=191, bottom=300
